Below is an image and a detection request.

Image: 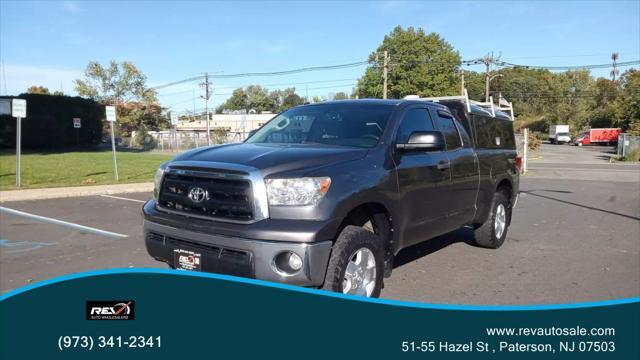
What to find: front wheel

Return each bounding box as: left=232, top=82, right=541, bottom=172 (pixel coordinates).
left=473, top=191, right=511, bottom=249
left=322, top=226, right=384, bottom=297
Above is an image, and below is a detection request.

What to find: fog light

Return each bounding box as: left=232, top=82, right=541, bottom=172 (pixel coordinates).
left=274, top=251, right=303, bottom=275
left=288, top=252, right=303, bottom=271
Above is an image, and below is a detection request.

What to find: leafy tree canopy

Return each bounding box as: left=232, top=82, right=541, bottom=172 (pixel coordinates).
left=27, top=85, right=50, bottom=95
left=74, top=60, right=165, bottom=136
left=216, top=86, right=306, bottom=113
left=356, top=26, right=461, bottom=99
left=75, top=60, right=157, bottom=105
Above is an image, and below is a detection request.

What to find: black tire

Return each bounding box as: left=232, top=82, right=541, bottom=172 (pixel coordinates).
left=473, top=191, right=511, bottom=249
left=322, top=225, right=384, bottom=298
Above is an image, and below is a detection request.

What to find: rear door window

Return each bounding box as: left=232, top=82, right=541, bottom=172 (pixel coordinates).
left=472, top=114, right=515, bottom=149
left=435, top=110, right=462, bottom=150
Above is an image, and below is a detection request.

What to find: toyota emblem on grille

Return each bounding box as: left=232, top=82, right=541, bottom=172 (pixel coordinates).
left=188, top=187, right=207, bottom=203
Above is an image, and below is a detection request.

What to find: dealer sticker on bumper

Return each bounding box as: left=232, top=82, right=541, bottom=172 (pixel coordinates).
left=173, top=249, right=202, bottom=271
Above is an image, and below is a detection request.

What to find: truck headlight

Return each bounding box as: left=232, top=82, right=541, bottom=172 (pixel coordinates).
left=265, top=177, right=331, bottom=206
left=153, top=163, right=168, bottom=199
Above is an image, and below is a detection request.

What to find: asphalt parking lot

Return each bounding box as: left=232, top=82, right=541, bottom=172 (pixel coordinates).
left=1, top=144, right=638, bottom=304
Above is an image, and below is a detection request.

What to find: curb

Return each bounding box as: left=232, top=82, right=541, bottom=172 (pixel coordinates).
left=0, top=182, right=153, bottom=202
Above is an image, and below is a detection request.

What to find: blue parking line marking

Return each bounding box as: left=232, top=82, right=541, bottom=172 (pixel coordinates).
left=0, top=239, right=58, bottom=254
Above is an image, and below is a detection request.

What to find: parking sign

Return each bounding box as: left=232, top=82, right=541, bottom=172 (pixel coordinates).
left=73, top=118, right=81, bottom=128
left=12, top=99, right=26, bottom=118
left=105, top=106, right=117, bottom=122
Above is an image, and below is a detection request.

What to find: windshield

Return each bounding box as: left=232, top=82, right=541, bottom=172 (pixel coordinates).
left=557, top=132, right=570, bottom=136
left=245, top=103, right=394, bottom=148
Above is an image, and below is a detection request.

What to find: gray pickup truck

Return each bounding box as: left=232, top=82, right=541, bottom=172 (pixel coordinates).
left=143, top=97, right=520, bottom=297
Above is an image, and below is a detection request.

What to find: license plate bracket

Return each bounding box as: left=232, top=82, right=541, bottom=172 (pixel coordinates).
left=173, top=248, right=202, bottom=271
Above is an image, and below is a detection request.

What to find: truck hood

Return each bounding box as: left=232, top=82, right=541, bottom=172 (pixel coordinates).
left=171, top=143, right=368, bottom=177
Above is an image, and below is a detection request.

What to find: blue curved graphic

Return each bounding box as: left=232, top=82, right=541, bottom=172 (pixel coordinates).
left=1, top=268, right=638, bottom=311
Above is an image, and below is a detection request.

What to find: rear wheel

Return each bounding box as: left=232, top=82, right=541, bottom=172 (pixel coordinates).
left=473, top=191, right=511, bottom=249
left=322, top=226, right=384, bottom=297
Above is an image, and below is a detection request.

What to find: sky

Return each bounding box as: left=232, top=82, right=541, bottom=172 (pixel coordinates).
left=1, top=0, right=639, bottom=114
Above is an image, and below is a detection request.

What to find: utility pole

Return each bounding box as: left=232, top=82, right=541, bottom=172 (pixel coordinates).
left=460, top=71, right=465, bottom=95
left=200, top=72, right=212, bottom=145
left=382, top=50, right=389, bottom=99
left=611, top=52, right=619, bottom=81
left=480, top=53, right=501, bottom=102
left=484, top=55, right=492, bottom=103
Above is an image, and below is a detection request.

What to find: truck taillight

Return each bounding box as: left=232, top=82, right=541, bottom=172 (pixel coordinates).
left=515, top=154, right=523, bottom=171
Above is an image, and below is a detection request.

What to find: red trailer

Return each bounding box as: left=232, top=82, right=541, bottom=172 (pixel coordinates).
left=575, top=128, right=621, bottom=146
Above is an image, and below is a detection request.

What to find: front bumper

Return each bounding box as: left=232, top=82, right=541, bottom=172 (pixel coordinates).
left=143, top=201, right=334, bottom=287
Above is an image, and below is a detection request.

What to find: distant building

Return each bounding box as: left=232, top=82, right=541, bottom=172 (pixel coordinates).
left=176, top=113, right=276, bottom=133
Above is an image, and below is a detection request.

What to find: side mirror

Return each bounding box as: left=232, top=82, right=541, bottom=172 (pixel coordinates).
left=396, top=130, right=445, bottom=152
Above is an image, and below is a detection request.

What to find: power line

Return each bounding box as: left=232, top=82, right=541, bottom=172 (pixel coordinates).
left=165, top=82, right=357, bottom=108
left=500, top=53, right=635, bottom=60
left=153, top=56, right=640, bottom=94
left=158, top=78, right=359, bottom=93
left=501, top=59, right=640, bottom=70
left=152, top=61, right=368, bottom=90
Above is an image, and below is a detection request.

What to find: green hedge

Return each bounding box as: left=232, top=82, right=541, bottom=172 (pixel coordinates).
left=0, top=94, right=104, bottom=148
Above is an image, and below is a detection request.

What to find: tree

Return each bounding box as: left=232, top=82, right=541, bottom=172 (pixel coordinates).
left=280, top=91, right=305, bottom=111
left=333, top=92, right=349, bottom=100
left=74, top=60, right=164, bottom=136
left=613, top=69, right=640, bottom=130
left=269, top=87, right=304, bottom=112
left=216, top=86, right=275, bottom=113
left=27, top=85, right=50, bottom=94
left=356, top=26, right=461, bottom=99
left=217, top=86, right=305, bottom=113
left=217, top=88, right=249, bottom=113
left=75, top=60, right=157, bottom=105
left=245, top=85, right=274, bottom=112
left=593, top=78, right=618, bottom=107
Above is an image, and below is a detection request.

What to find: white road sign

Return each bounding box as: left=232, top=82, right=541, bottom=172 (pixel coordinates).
left=12, top=99, right=26, bottom=118
left=170, top=112, right=178, bottom=126
left=73, top=118, right=81, bottom=128
left=105, top=106, right=117, bottom=122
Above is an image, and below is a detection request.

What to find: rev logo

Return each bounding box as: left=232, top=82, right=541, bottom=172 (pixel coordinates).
left=86, top=301, right=135, bottom=320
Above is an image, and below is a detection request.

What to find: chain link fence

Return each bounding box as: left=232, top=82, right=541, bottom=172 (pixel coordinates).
left=617, top=133, right=640, bottom=160
left=122, top=131, right=251, bottom=152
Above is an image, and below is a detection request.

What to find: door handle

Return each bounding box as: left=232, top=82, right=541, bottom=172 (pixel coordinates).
left=437, top=161, right=450, bottom=170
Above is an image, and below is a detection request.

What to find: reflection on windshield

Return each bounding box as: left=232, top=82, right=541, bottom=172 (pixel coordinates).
left=245, top=103, right=394, bottom=148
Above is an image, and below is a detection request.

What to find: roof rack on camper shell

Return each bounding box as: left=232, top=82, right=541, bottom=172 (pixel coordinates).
left=404, top=88, right=514, bottom=121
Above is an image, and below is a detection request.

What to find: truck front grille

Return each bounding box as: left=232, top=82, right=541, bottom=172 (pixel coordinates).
left=158, top=171, right=254, bottom=222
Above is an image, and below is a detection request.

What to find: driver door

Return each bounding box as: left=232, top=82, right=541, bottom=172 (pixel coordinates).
left=394, top=106, right=451, bottom=247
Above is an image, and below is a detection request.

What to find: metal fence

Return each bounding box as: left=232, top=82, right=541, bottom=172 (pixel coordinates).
left=124, top=131, right=250, bottom=152
left=617, top=133, right=640, bottom=159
